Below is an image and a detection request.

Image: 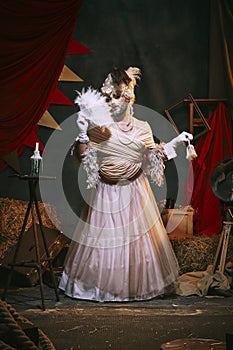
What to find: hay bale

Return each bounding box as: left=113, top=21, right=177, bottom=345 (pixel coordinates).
left=171, top=235, right=233, bottom=274
left=0, top=197, right=60, bottom=260
left=1, top=196, right=233, bottom=274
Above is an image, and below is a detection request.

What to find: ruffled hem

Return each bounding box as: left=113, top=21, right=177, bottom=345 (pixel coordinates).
left=59, top=230, right=179, bottom=302
left=59, top=174, right=179, bottom=302
left=59, top=270, right=176, bottom=302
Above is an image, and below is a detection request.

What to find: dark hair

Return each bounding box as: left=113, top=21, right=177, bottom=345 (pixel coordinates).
left=111, top=67, right=132, bottom=86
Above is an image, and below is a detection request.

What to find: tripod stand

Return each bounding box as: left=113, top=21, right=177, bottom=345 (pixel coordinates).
left=1, top=175, right=60, bottom=311
left=211, top=208, right=233, bottom=274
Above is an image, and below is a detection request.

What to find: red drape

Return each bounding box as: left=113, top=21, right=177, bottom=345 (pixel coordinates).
left=185, top=103, right=233, bottom=235
left=0, top=0, right=83, bottom=170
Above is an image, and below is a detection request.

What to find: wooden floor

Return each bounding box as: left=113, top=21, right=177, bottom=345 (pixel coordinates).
left=1, top=284, right=233, bottom=350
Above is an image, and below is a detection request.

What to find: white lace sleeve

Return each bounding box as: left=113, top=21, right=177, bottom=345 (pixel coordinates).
left=82, top=144, right=100, bottom=189
left=147, top=144, right=166, bottom=187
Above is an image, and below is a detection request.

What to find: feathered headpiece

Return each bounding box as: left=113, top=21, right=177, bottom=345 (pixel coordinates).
left=101, top=66, right=141, bottom=103
left=74, top=87, right=112, bottom=127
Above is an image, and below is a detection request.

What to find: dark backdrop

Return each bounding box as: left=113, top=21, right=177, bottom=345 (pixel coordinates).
left=68, top=0, right=210, bottom=114
left=0, top=0, right=210, bottom=222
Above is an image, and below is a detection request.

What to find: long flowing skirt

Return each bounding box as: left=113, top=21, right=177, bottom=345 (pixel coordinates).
left=59, top=173, right=179, bottom=301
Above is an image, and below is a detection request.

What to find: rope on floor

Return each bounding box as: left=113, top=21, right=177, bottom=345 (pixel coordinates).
left=0, top=300, right=56, bottom=350
left=0, top=340, right=17, bottom=350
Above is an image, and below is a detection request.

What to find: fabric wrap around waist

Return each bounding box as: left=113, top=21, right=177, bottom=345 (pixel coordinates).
left=100, top=168, right=143, bottom=185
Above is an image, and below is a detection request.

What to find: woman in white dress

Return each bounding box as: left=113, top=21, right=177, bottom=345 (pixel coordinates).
left=59, top=67, right=193, bottom=302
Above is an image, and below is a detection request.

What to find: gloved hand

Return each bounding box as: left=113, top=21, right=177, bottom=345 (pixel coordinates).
left=164, top=131, right=193, bottom=160
left=75, top=112, right=89, bottom=143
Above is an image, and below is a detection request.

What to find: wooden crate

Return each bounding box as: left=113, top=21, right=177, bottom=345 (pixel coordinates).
left=161, top=207, right=194, bottom=236
left=0, top=225, right=67, bottom=287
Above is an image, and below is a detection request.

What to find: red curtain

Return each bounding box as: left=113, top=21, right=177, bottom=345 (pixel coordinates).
left=185, top=103, right=233, bottom=235
left=0, top=0, right=83, bottom=170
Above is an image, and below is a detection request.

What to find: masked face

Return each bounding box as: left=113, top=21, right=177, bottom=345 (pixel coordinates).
left=101, top=67, right=140, bottom=115
left=108, top=94, right=129, bottom=119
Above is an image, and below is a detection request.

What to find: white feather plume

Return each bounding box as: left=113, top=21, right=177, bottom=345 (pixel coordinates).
left=74, top=87, right=112, bottom=127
